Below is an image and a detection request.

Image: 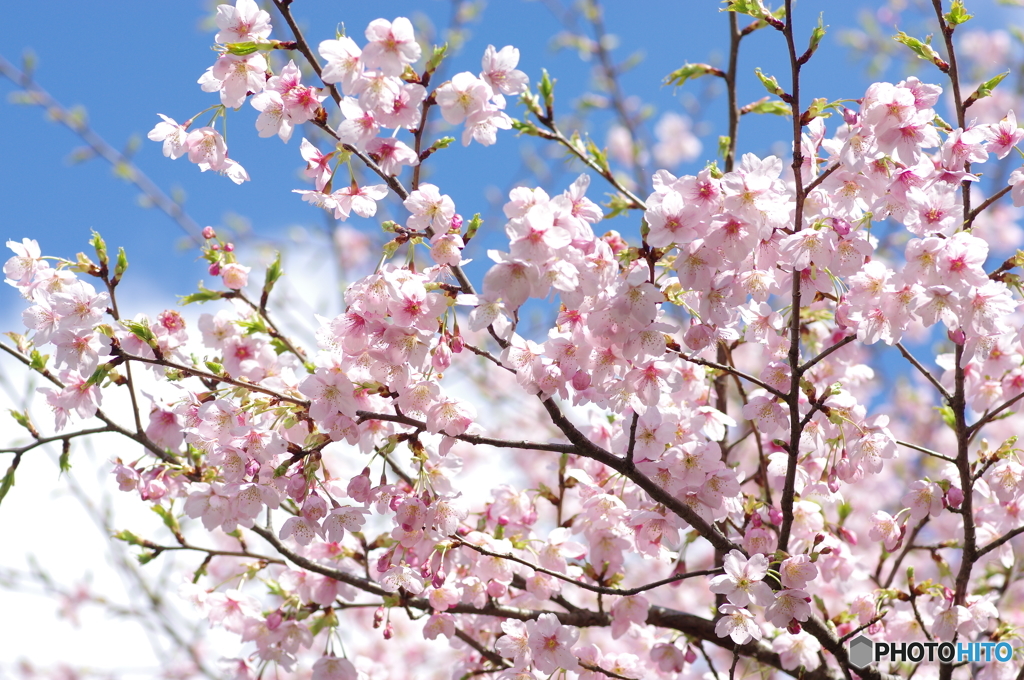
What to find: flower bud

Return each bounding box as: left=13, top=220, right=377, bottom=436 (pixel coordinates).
left=571, top=370, right=591, bottom=391
left=266, top=610, right=283, bottom=630
left=383, top=621, right=394, bottom=639
left=373, top=605, right=385, bottom=628
left=202, top=226, right=217, bottom=239
left=450, top=213, right=464, bottom=231
left=948, top=328, right=966, bottom=345
left=946, top=486, right=964, bottom=508
left=486, top=580, right=507, bottom=598
left=208, top=262, right=221, bottom=276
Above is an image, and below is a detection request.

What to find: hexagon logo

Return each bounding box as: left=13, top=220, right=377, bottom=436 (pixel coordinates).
left=848, top=634, right=874, bottom=669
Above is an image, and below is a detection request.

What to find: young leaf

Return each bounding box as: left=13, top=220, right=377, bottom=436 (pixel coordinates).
left=893, top=31, right=948, bottom=71
left=664, top=63, right=723, bottom=87
left=944, top=0, right=973, bottom=26
left=754, top=68, right=785, bottom=97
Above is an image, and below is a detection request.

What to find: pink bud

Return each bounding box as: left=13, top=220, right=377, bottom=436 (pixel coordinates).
left=383, top=621, right=394, bottom=639
left=768, top=506, right=783, bottom=525
left=347, top=469, right=372, bottom=503
left=830, top=217, right=852, bottom=236
left=838, top=526, right=857, bottom=546
left=946, top=486, right=964, bottom=508
left=202, top=226, right=217, bottom=240
left=265, top=610, right=283, bottom=630
left=432, top=340, right=452, bottom=370
left=432, top=570, right=447, bottom=589
left=224, top=242, right=235, bottom=252
left=377, top=547, right=396, bottom=574
left=450, top=213, right=464, bottom=231
left=486, top=580, right=507, bottom=598
left=827, top=470, right=840, bottom=493
left=948, top=327, right=966, bottom=345
left=787, top=621, right=803, bottom=635
left=450, top=333, right=464, bottom=353
left=208, top=262, right=221, bottom=276
left=750, top=512, right=762, bottom=528
left=684, top=645, right=698, bottom=664
left=372, top=605, right=385, bottom=628
left=842, top=107, right=859, bottom=126
left=571, top=370, right=591, bottom=391
left=211, top=243, right=221, bottom=251
left=497, top=515, right=510, bottom=526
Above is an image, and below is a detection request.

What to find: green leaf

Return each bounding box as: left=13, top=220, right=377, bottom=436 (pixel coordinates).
left=430, top=136, right=455, bottom=152
left=58, top=439, right=71, bottom=476
left=936, top=404, right=956, bottom=429
left=113, top=247, right=128, bottom=283
left=718, top=135, right=731, bottom=160
left=123, top=319, right=156, bottom=346
left=113, top=529, right=145, bottom=545
left=464, top=213, right=483, bottom=241
left=0, top=464, right=15, bottom=506
left=262, top=252, right=283, bottom=297
left=225, top=41, right=260, bottom=55
left=89, top=230, right=109, bottom=266
left=893, top=31, right=945, bottom=67
left=664, top=63, right=720, bottom=88
left=29, top=350, right=48, bottom=372
left=136, top=550, right=158, bottom=565
left=152, top=505, right=181, bottom=536
left=754, top=68, right=785, bottom=97
left=969, top=70, right=1010, bottom=103
left=721, top=0, right=769, bottom=19
left=585, top=137, right=609, bottom=173
left=204, top=360, right=224, bottom=375
left=807, top=13, right=827, bottom=56
left=382, top=238, right=401, bottom=260
left=538, top=69, right=555, bottom=113
left=179, top=281, right=225, bottom=305
left=747, top=99, right=791, bottom=116
left=944, top=0, right=973, bottom=25
left=426, top=43, right=448, bottom=74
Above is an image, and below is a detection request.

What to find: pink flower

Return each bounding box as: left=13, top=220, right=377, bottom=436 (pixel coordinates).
left=709, top=549, right=775, bottom=607
left=772, top=632, right=822, bottom=671
left=868, top=511, right=904, bottom=552
left=221, top=262, right=250, bottom=290
left=526, top=613, right=580, bottom=674
left=481, top=45, right=528, bottom=96
left=765, top=589, right=811, bottom=627
left=779, top=554, right=818, bottom=589
left=715, top=604, right=762, bottom=644
left=610, top=595, right=649, bottom=639
left=214, top=0, right=272, bottom=44
left=361, top=17, right=421, bottom=76
left=148, top=114, right=189, bottom=159
left=319, top=37, right=363, bottom=92
left=311, top=655, right=357, bottom=680
left=186, top=127, right=228, bottom=170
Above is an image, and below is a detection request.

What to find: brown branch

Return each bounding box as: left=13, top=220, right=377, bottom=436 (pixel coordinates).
left=895, top=342, right=951, bottom=402
left=452, top=537, right=723, bottom=596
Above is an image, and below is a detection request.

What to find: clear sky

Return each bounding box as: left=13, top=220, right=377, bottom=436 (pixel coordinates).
left=2, top=0, right=1023, bottom=676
